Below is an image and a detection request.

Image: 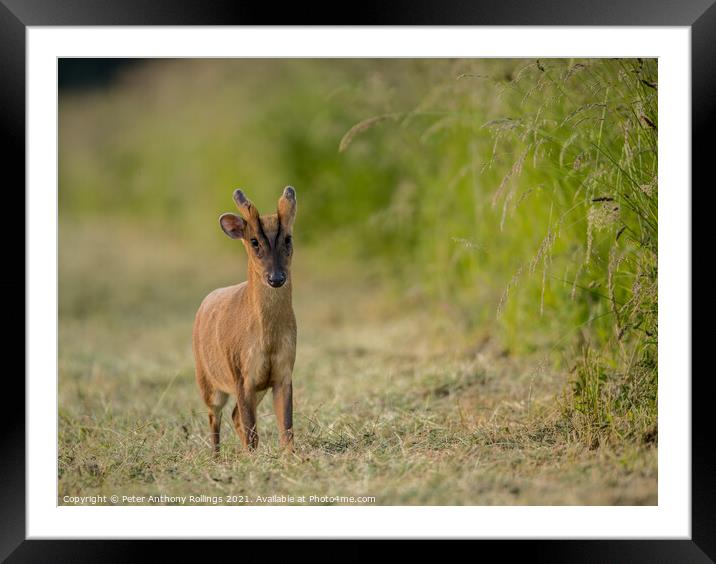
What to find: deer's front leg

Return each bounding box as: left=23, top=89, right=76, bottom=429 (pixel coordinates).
left=272, top=381, right=293, bottom=451
left=232, top=389, right=258, bottom=451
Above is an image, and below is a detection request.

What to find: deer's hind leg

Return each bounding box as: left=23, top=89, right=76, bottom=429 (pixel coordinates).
left=196, top=369, right=228, bottom=456
left=208, top=391, right=228, bottom=456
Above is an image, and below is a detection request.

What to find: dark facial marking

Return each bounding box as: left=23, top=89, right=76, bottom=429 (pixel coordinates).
left=256, top=217, right=272, bottom=249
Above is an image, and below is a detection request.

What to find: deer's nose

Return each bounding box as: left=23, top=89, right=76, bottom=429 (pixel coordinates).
left=266, top=272, right=287, bottom=288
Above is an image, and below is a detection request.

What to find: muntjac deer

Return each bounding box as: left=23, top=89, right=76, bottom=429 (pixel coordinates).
left=193, top=186, right=297, bottom=455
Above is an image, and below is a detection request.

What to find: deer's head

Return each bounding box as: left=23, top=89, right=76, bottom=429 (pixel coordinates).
left=219, top=186, right=297, bottom=288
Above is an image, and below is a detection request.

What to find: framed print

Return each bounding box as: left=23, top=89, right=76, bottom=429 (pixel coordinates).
left=5, top=0, right=706, bottom=560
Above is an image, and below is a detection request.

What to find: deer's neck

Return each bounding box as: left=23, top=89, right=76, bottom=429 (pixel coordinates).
left=246, top=268, right=293, bottom=336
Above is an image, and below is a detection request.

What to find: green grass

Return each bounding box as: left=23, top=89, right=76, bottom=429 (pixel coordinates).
left=58, top=220, right=656, bottom=505
left=58, top=58, right=658, bottom=504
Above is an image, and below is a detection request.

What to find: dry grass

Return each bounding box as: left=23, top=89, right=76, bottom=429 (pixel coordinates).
left=58, top=220, right=656, bottom=505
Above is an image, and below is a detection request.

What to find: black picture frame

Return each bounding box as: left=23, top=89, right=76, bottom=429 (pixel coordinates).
left=4, top=1, right=706, bottom=560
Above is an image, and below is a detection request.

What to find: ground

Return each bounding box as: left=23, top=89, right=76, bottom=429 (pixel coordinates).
left=58, top=220, right=657, bottom=505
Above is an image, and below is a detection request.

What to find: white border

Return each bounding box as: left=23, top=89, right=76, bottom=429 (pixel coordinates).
left=27, top=27, right=691, bottom=539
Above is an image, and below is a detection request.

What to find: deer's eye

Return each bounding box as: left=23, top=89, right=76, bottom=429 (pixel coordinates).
left=250, top=238, right=259, bottom=249
left=285, top=235, right=292, bottom=246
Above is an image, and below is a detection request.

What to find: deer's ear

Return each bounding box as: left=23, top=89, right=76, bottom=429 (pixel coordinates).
left=277, top=186, right=297, bottom=230
left=219, top=213, right=246, bottom=239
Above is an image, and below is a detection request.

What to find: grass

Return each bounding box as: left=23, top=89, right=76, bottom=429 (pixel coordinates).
left=58, top=220, right=656, bottom=505
left=58, top=58, right=658, bottom=504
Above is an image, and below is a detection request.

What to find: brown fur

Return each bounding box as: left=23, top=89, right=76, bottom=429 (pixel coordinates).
left=193, top=187, right=297, bottom=454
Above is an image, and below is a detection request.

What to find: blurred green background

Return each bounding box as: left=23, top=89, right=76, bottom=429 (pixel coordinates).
left=60, top=58, right=656, bottom=352
left=58, top=58, right=657, bottom=504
